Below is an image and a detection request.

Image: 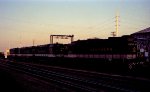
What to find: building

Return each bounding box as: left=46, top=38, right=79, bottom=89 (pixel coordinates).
left=131, top=27, right=150, bottom=61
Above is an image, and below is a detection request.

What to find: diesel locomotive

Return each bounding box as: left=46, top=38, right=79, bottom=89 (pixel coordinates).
left=8, top=35, right=137, bottom=61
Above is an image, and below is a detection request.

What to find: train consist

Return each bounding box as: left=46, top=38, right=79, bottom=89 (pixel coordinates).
left=8, top=35, right=137, bottom=61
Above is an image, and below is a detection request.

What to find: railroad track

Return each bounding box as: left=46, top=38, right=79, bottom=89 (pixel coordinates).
left=0, top=59, right=150, bottom=92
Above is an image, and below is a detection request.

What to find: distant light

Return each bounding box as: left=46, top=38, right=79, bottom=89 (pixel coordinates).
left=4, top=49, right=10, bottom=59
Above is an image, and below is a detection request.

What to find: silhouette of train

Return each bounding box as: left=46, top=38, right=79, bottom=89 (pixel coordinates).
left=9, top=35, right=137, bottom=61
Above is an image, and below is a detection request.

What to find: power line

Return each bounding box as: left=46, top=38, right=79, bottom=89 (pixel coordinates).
left=78, top=17, right=115, bottom=39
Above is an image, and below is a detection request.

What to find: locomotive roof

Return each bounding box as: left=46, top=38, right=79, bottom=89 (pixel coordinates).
left=72, top=35, right=131, bottom=43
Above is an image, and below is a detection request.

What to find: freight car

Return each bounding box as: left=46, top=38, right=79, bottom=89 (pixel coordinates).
left=68, top=35, right=137, bottom=60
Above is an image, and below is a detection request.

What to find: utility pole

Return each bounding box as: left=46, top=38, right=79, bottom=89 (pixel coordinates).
left=18, top=34, right=22, bottom=54
left=33, top=39, right=35, bottom=46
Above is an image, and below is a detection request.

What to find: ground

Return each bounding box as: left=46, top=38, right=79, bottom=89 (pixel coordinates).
left=0, top=69, right=23, bottom=92
left=0, top=65, right=62, bottom=92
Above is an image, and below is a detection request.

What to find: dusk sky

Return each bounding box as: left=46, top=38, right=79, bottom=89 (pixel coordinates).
left=0, top=0, right=150, bottom=52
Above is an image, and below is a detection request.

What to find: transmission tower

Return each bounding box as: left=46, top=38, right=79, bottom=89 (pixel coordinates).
left=115, top=12, right=119, bottom=37
left=111, top=12, right=120, bottom=37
